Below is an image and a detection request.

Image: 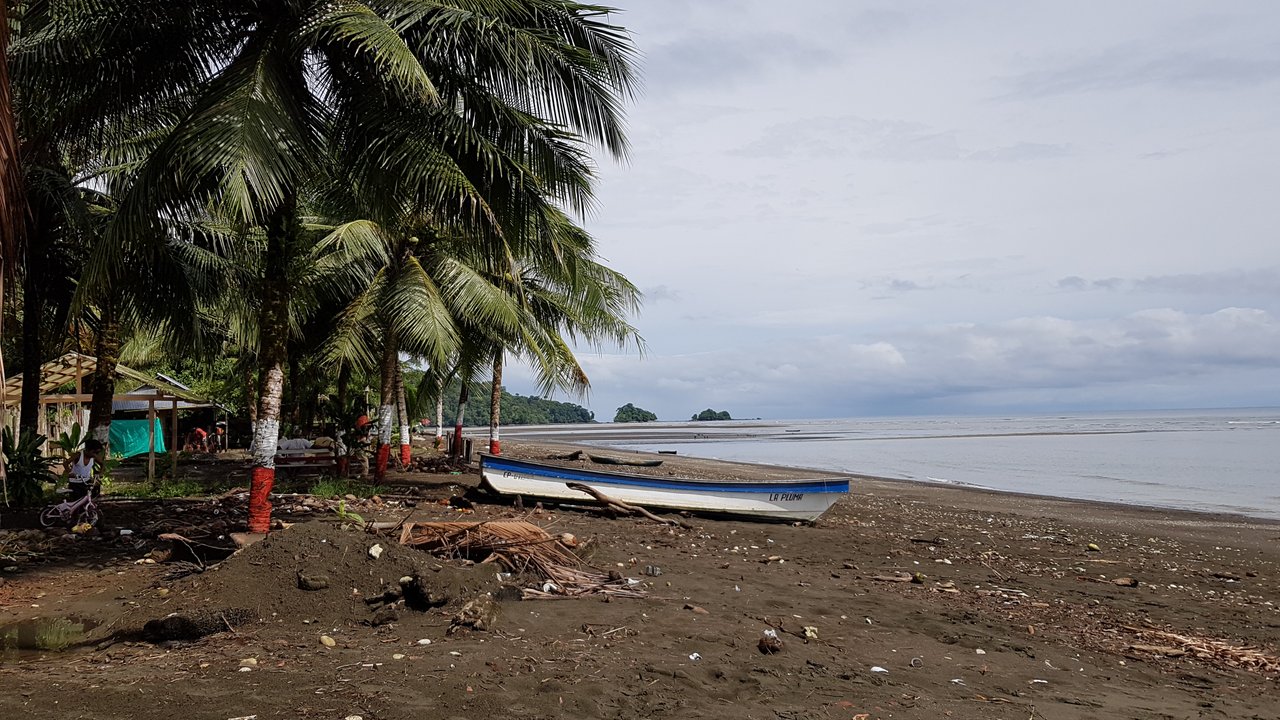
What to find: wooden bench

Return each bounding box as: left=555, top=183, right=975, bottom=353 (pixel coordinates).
left=274, top=448, right=338, bottom=476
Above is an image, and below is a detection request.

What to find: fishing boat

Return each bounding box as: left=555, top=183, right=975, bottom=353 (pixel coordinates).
left=588, top=453, right=663, bottom=467
left=479, top=454, right=849, bottom=522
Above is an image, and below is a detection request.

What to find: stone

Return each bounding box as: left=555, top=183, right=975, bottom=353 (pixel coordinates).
left=369, top=605, right=399, bottom=627
left=297, top=572, right=330, bottom=591
left=320, top=635, right=337, bottom=647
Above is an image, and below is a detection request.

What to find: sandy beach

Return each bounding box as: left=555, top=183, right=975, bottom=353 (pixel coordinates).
left=2, top=440, right=1278, bottom=719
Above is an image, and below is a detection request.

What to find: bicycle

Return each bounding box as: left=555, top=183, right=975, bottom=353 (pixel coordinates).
left=39, top=487, right=101, bottom=529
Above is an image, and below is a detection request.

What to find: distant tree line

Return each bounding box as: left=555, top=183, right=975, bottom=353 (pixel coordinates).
left=614, top=403, right=657, bottom=423
left=455, top=380, right=593, bottom=426
left=692, top=409, right=732, bottom=421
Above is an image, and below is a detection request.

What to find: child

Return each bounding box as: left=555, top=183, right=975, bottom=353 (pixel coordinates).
left=63, top=439, right=105, bottom=500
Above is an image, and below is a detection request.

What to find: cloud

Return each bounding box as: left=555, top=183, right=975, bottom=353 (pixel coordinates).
left=1005, top=47, right=1280, bottom=99
left=548, top=308, right=1280, bottom=419
left=1056, top=268, right=1280, bottom=297
left=642, top=33, right=837, bottom=94
left=734, top=115, right=1068, bottom=163
left=642, top=284, right=681, bottom=303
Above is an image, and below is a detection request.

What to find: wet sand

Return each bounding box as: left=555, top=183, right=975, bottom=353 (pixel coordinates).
left=1, top=441, right=1277, bottom=719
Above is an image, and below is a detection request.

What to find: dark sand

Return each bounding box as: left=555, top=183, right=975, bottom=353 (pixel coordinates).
left=1, top=439, right=1277, bottom=719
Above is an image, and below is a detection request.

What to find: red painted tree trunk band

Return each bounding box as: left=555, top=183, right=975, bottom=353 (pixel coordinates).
left=375, top=443, right=391, bottom=480
left=489, top=439, right=500, bottom=455
left=399, top=444, right=411, bottom=466
left=248, top=467, right=275, bottom=534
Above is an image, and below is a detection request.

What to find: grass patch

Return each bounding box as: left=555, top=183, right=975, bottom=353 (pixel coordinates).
left=309, top=477, right=386, bottom=499
left=106, top=477, right=238, bottom=499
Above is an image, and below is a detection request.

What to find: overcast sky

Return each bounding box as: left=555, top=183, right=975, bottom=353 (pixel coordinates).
left=507, top=0, right=1280, bottom=421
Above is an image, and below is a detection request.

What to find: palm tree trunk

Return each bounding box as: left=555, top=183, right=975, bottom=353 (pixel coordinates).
left=247, top=200, right=298, bottom=534
left=336, top=362, right=350, bottom=421
left=1, top=5, right=22, bottom=493
left=434, top=377, right=444, bottom=449
left=489, top=350, right=503, bottom=454
left=374, top=330, right=397, bottom=480
left=396, top=362, right=411, bottom=467
left=18, top=222, right=44, bottom=433
left=87, top=295, right=120, bottom=448
left=451, top=381, right=469, bottom=458
left=244, top=361, right=258, bottom=433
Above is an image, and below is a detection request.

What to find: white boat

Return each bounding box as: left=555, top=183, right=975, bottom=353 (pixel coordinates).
left=479, top=453, right=849, bottom=522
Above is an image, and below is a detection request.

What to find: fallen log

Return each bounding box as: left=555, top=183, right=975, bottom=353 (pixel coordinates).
left=565, top=482, right=676, bottom=526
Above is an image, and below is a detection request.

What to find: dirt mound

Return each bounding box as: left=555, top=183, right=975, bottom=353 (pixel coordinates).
left=155, top=520, right=502, bottom=632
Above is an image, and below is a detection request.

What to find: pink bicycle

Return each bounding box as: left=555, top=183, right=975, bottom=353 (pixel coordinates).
left=40, top=489, right=101, bottom=528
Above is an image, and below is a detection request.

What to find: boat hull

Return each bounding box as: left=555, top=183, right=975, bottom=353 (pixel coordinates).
left=480, top=454, right=848, bottom=522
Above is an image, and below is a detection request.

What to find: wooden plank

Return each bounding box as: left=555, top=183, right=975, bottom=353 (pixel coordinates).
left=171, top=398, right=178, bottom=478
left=147, top=400, right=156, bottom=481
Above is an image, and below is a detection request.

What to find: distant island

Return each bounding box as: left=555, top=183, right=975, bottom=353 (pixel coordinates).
left=614, top=403, right=658, bottom=423
left=691, top=408, right=732, bottom=421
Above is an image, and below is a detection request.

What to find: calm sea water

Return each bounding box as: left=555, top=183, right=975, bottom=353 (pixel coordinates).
left=506, top=409, right=1280, bottom=520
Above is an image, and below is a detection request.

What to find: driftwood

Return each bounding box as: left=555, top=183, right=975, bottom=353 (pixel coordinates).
left=396, top=520, right=643, bottom=600
left=548, top=450, right=584, bottom=461
left=565, top=482, right=677, bottom=526
left=1121, top=625, right=1280, bottom=674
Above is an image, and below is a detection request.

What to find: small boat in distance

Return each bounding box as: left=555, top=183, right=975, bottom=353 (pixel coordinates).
left=588, top=453, right=663, bottom=467
left=480, top=454, right=849, bottom=522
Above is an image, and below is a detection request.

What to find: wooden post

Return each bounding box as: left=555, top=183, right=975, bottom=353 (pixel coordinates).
left=171, top=397, right=178, bottom=479
left=147, top=399, right=156, bottom=481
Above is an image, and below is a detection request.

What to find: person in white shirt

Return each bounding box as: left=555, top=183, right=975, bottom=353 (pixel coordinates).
left=63, top=439, right=105, bottom=500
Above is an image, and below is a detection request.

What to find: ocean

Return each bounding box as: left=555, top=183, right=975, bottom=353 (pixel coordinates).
left=502, top=409, right=1280, bottom=520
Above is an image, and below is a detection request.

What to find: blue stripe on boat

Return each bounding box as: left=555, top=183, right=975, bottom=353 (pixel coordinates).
left=481, top=454, right=849, bottom=495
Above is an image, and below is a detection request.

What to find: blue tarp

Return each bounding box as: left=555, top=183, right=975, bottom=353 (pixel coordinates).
left=108, top=419, right=166, bottom=458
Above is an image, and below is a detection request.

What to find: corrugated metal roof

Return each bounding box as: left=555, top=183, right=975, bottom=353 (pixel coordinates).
left=1, top=352, right=219, bottom=406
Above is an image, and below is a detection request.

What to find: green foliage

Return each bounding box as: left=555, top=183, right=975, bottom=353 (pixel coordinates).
left=311, top=478, right=385, bottom=501
left=333, top=500, right=366, bottom=526
left=432, top=377, right=594, bottom=426
left=1, top=429, right=59, bottom=507
left=53, top=423, right=86, bottom=457
left=692, top=409, right=732, bottom=421
left=614, top=403, right=657, bottom=423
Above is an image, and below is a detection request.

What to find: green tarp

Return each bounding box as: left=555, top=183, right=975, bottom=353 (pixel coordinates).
left=108, top=419, right=166, bottom=459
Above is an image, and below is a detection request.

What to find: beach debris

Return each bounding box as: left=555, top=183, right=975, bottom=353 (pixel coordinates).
left=367, top=543, right=384, bottom=560
left=297, top=572, right=329, bottom=591
left=417, top=639, right=432, bottom=646
left=909, top=657, right=923, bottom=668
left=397, top=520, right=645, bottom=600
left=449, top=594, right=498, bottom=633
left=239, top=658, right=257, bottom=667
left=683, top=604, right=709, bottom=615
left=1120, top=626, right=1280, bottom=674
left=644, top=565, right=663, bottom=576
left=1086, top=543, right=1102, bottom=552
left=803, top=625, right=819, bottom=639
left=559, top=533, right=579, bottom=548
left=871, top=572, right=915, bottom=583
left=320, top=635, right=337, bottom=647
left=1113, top=576, right=1139, bottom=587
left=870, top=666, right=889, bottom=673
left=549, top=450, right=584, bottom=461
left=688, top=652, right=702, bottom=661
left=564, top=482, right=678, bottom=526
left=392, top=653, right=406, bottom=660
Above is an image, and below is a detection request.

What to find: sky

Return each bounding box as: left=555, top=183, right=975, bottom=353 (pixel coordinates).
left=506, top=0, right=1280, bottom=421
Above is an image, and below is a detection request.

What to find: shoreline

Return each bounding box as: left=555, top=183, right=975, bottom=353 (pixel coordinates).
left=494, top=420, right=1280, bottom=523
left=492, top=436, right=1280, bottom=531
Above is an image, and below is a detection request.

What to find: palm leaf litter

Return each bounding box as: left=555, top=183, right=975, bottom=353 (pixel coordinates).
left=396, top=520, right=644, bottom=600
